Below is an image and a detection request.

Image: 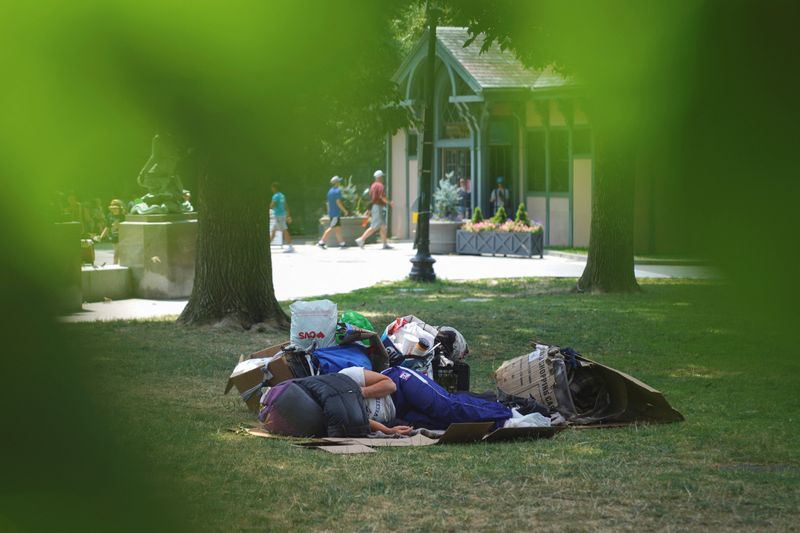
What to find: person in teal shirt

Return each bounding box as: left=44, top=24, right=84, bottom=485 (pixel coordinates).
left=270, top=182, right=294, bottom=252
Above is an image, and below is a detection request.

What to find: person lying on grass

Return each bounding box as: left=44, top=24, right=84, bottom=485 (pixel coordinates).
left=339, top=366, right=552, bottom=434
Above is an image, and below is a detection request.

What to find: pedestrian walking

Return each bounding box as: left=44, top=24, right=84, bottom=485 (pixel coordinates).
left=355, top=170, right=392, bottom=249
left=270, top=182, right=294, bottom=252
left=318, top=176, right=348, bottom=248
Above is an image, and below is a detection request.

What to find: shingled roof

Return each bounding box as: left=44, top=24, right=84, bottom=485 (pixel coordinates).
left=435, top=27, right=566, bottom=90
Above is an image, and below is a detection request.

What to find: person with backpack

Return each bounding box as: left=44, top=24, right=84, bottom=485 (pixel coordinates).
left=489, top=176, right=510, bottom=217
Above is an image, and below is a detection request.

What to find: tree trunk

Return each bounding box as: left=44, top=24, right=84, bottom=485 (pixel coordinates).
left=577, top=132, right=640, bottom=293
left=179, top=163, right=289, bottom=328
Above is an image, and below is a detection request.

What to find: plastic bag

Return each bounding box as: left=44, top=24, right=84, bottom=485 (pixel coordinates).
left=386, top=321, right=436, bottom=355
left=503, top=412, right=551, bottom=428
left=289, top=299, right=337, bottom=349
left=338, top=310, right=374, bottom=347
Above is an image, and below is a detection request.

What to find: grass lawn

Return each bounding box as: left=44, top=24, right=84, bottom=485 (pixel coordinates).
left=70, top=278, right=799, bottom=531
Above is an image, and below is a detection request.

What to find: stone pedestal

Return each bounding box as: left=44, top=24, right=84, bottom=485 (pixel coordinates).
left=81, top=265, right=132, bottom=302
left=119, top=213, right=197, bottom=298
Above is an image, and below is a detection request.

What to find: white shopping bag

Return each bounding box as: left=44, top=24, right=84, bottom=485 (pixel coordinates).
left=289, top=299, right=338, bottom=349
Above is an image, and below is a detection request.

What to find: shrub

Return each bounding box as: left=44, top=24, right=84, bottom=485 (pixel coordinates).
left=339, top=176, right=367, bottom=216
left=491, top=205, right=508, bottom=224
left=514, top=203, right=531, bottom=226
left=462, top=203, right=542, bottom=234
left=433, top=179, right=460, bottom=220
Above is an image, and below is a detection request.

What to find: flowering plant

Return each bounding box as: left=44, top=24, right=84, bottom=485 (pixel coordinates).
left=462, top=218, right=543, bottom=233
left=462, top=203, right=542, bottom=233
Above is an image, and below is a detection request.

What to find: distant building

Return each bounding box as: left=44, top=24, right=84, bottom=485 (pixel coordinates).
left=388, top=27, right=666, bottom=251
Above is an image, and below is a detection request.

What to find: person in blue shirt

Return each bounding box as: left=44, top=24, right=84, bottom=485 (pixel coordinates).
left=318, top=176, right=349, bottom=248
left=342, top=367, right=522, bottom=432
left=270, top=182, right=294, bottom=252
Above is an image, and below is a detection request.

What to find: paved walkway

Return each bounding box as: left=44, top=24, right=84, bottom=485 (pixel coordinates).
left=65, top=241, right=714, bottom=322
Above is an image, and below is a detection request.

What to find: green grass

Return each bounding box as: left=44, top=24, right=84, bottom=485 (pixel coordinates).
left=69, top=278, right=799, bottom=531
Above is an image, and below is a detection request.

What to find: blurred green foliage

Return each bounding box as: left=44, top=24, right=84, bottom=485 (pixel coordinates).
left=457, top=0, right=799, bottom=335
left=1, top=0, right=798, bottom=529
left=0, top=1, right=411, bottom=528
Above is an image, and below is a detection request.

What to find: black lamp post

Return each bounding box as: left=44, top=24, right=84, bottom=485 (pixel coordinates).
left=409, top=3, right=439, bottom=282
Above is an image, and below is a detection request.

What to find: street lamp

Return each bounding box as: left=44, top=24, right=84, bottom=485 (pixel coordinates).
left=409, top=3, right=440, bottom=282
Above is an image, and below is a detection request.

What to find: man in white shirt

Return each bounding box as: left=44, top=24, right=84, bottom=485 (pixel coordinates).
left=338, top=366, right=411, bottom=435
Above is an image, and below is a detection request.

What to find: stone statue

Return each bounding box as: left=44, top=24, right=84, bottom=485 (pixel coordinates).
left=132, top=134, right=194, bottom=214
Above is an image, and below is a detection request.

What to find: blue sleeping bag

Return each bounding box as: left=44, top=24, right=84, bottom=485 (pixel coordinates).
left=313, top=344, right=373, bottom=374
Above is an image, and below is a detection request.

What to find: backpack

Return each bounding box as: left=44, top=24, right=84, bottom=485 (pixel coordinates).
left=259, top=374, right=369, bottom=437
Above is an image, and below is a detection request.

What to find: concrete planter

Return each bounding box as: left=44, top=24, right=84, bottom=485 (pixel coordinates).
left=456, top=230, right=544, bottom=258
left=429, top=220, right=463, bottom=254
left=319, top=215, right=376, bottom=246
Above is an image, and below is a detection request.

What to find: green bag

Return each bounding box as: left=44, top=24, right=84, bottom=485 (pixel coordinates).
left=338, top=310, right=374, bottom=346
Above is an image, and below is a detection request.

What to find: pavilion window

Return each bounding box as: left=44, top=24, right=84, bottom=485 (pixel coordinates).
left=407, top=133, right=418, bottom=157
left=572, top=128, right=592, bottom=155
left=441, top=103, right=469, bottom=139
left=526, top=130, right=546, bottom=192
left=550, top=129, right=570, bottom=193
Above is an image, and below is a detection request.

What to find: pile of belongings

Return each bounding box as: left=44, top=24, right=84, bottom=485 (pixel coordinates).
left=381, top=314, right=471, bottom=392
left=225, top=300, right=683, bottom=450
left=494, top=344, right=684, bottom=425
left=224, top=300, right=475, bottom=411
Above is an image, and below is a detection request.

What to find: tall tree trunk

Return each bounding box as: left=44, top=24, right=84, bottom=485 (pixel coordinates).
left=179, top=163, right=289, bottom=328
left=577, top=132, right=640, bottom=293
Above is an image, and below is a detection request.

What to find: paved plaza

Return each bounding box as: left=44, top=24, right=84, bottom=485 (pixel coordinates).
left=64, top=241, right=713, bottom=322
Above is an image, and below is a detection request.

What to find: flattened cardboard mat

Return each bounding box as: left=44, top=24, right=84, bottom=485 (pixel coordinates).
left=245, top=422, right=565, bottom=454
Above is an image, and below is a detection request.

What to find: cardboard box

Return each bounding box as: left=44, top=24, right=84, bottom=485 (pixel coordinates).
left=225, top=343, right=295, bottom=412
left=495, top=345, right=560, bottom=409
left=494, top=345, right=683, bottom=425
left=245, top=422, right=564, bottom=454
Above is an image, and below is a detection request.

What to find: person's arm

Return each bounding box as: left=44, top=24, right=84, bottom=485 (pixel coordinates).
left=336, top=199, right=348, bottom=216
left=285, top=201, right=292, bottom=223
left=361, top=369, right=396, bottom=398
left=369, top=419, right=412, bottom=435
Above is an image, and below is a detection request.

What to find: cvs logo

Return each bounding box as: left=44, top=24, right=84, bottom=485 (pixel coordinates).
left=298, top=331, right=326, bottom=339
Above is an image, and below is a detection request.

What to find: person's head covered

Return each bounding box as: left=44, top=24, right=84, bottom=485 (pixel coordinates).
left=373, top=170, right=385, bottom=181
left=330, top=175, right=342, bottom=185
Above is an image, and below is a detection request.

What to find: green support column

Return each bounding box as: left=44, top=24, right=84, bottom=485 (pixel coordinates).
left=535, top=100, right=550, bottom=246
